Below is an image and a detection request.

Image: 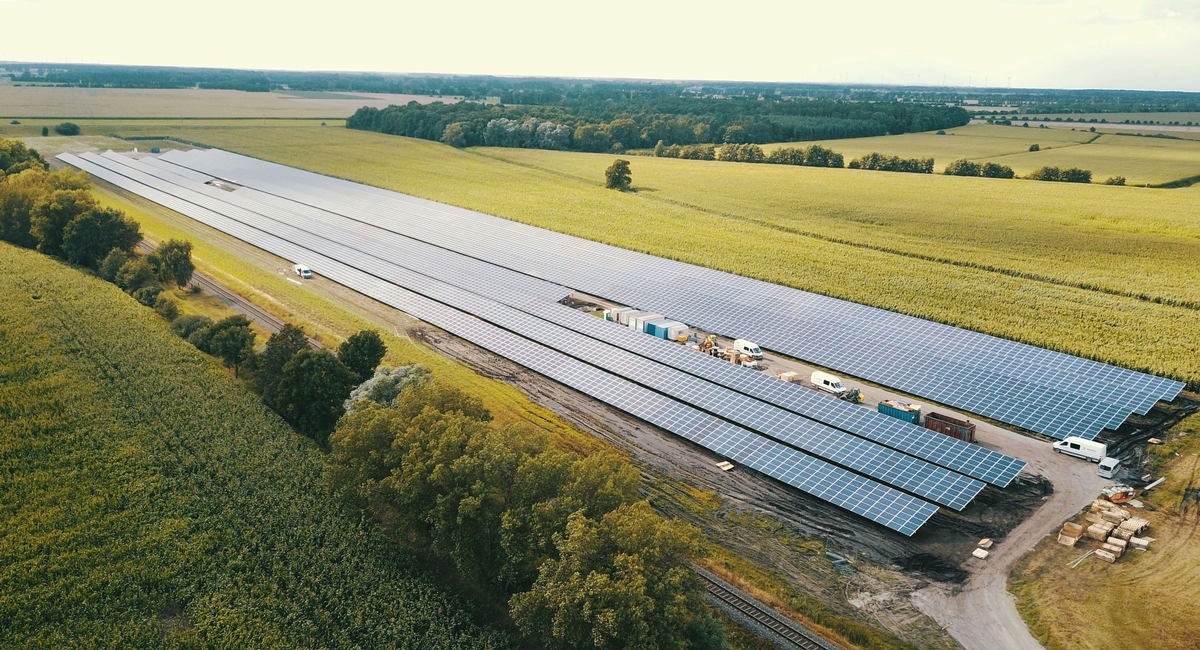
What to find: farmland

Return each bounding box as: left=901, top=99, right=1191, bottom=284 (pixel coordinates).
left=0, top=243, right=508, bottom=648
left=762, top=124, right=1200, bottom=184
left=84, top=123, right=1200, bottom=387
left=0, top=84, right=453, bottom=118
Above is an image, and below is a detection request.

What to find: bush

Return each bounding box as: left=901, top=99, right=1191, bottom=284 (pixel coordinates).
left=944, top=159, right=981, bottom=177
left=54, top=122, right=80, bottom=136
left=132, top=286, right=162, bottom=308
left=154, top=294, right=179, bottom=321
left=1104, top=176, right=1127, bottom=186
left=1028, top=144, right=1040, bottom=152
left=98, top=248, right=132, bottom=283
left=171, top=314, right=212, bottom=339
left=936, top=130, right=946, bottom=135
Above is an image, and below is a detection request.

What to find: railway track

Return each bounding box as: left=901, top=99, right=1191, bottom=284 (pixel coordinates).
left=137, top=241, right=322, bottom=348
left=695, top=567, right=841, bottom=650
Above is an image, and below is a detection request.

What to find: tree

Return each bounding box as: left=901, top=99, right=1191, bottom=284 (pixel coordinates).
left=275, top=349, right=358, bottom=444
left=114, top=257, right=157, bottom=293
left=944, top=159, right=982, bottom=177
left=98, top=248, right=132, bottom=283
left=155, top=239, right=195, bottom=287
left=603, top=159, right=631, bottom=190
left=257, top=323, right=311, bottom=405
left=981, top=162, right=1015, bottom=179
left=1027, top=166, right=1062, bottom=182
left=509, top=503, right=721, bottom=650
left=343, top=364, right=432, bottom=411
left=1104, top=176, right=1126, bottom=186
left=1028, top=144, right=1040, bottom=152
left=1061, top=167, right=1092, bottom=183
left=171, top=315, right=212, bottom=340
left=205, top=315, right=256, bottom=378
left=132, top=286, right=162, bottom=307
left=41, top=126, right=48, bottom=137
left=0, top=137, right=48, bottom=175
left=61, top=206, right=142, bottom=268
left=30, top=189, right=97, bottom=257
left=441, top=122, right=469, bottom=148
left=338, top=330, right=387, bottom=383
left=154, top=294, right=179, bottom=321
left=54, top=122, right=80, bottom=136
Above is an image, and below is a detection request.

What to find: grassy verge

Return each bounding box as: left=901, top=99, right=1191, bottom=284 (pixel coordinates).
left=1009, top=410, right=1200, bottom=650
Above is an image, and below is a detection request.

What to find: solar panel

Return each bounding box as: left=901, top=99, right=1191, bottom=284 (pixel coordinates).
left=155, top=148, right=1185, bottom=440
left=59, top=151, right=940, bottom=536
left=78, top=151, right=984, bottom=510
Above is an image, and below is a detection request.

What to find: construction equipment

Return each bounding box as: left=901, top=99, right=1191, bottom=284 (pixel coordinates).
left=840, top=388, right=864, bottom=404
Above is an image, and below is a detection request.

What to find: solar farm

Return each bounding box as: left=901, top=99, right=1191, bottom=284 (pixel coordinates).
left=58, top=148, right=1185, bottom=536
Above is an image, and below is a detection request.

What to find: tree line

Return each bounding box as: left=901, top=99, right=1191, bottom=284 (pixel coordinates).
left=346, top=97, right=969, bottom=152
left=327, top=382, right=722, bottom=650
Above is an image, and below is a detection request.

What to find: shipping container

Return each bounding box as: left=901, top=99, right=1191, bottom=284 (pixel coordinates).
left=630, top=313, right=663, bottom=332
left=924, top=411, right=977, bottom=443
left=617, top=309, right=649, bottom=326
left=643, top=318, right=672, bottom=338
left=878, top=399, right=921, bottom=424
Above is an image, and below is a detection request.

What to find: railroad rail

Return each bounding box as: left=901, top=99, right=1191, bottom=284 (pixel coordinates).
left=137, top=241, right=322, bottom=348
left=695, top=567, right=842, bottom=650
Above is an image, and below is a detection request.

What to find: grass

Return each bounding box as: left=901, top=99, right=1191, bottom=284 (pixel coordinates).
left=1009, top=412, right=1200, bottom=650
left=763, top=124, right=1200, bottom=184
left=0, top=242, right=508, bottom=648
left=87, top=123, right=1200, bottom=388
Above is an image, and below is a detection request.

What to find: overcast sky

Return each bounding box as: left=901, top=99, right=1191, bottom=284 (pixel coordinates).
left=1, top=0, right=1197, bottom=92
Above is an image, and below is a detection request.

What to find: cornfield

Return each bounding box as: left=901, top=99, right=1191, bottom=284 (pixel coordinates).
left=0, top=243, right=509, bottom=649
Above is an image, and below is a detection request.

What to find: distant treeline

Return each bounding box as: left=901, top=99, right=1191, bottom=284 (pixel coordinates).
left=346, top=100, right=968, bottom=151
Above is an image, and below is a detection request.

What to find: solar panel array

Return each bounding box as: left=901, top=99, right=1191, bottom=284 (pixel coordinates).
left=60, top=150, right=941, bottom=535
left=75, top=150, right=985, bottom=510
left=155, top=148, right=1184, bottom=440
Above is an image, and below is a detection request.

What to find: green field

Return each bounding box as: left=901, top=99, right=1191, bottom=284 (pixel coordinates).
left=764, top=124, right=1200, bottom=184
left=0, top=85, right=445, bottom=119
left=87, top=123, right=1200, bottom=388
left=0, top=243, right=507, bottom=648
left=1001, top=112, right=1200, bottom=125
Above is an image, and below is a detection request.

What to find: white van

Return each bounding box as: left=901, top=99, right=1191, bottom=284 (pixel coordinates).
left=1052, top=437, right=1108, bottom=463
left=810, top=371, right=846, bottom=396
left=733, top=339, right=762, bottom=360
left=293, top=264, right=312, bottom=279
left=1097, top=457, right=1121, bottom=479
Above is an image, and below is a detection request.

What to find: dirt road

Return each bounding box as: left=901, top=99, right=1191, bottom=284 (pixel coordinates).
left=911, top=444, right=1107, bottom=650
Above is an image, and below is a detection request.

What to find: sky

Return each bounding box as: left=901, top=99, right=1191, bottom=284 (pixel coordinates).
left=1, top=0, right=1198, bottom=92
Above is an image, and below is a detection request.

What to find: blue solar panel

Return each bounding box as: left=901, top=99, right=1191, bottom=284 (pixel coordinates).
left=78, top=151, right=984, bottom=510
left=59, top=151, right=940, bottom=536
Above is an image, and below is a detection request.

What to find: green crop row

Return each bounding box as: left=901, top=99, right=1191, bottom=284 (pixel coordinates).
left=0, top=243, right=509, bottom=648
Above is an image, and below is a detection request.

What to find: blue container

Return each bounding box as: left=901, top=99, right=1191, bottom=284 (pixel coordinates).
left=644, top=318, right=671, bottom=338
left=877, top=400, right=921, bottom=425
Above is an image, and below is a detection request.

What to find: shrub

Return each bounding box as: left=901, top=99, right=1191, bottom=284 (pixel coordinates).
left=171, top=314, right=212, bottom=339
left=132, top=286, right=162, bottom=307
left=1104, top=176, right=1127, bottom=186
left=154, top=294, right=179, bottom=321
left=54, top=122, right=80, bottom=136
left=944, top=159, right=982, bottom=177
left=1028, top=144, right=1040, bottom=152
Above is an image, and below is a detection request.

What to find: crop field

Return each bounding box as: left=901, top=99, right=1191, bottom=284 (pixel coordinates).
left=1001, top=112, right=1200, bottom=125
left=763, top=124, right=1200, bottom=184
left=0, top=243, right=507, bottom=648
left=92, top=123, right=1200, bottom=388
left=0, top=85, right=450, bottom=118
left=1009, top=412, right=1200, bottom=650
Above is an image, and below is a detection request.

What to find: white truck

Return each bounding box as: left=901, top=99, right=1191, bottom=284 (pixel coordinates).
left=733, top=339, right=762, bottom=360
left=1052, top=436, right=1107, bottom=463
left=293, top=263, right=313, bottom=279
left=810, top=371, right=846, bottom=396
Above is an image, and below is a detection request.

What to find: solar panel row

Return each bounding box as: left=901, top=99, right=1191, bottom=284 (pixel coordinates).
left=78, top=151, right=984, bottom=511
left=59, top=151, right=939, bottom=535
left=155, top=148, right=1183, bottom=440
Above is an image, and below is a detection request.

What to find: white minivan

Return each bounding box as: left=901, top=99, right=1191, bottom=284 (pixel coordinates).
left=293, top=263, right=313, bottom=279
left=1097, top=457, right=1121, bottom=479
left=1052, top=436, right=1108, bottom=463
left=733, top=339, right=763, bottom=360
left=810, top=371, right=846, bottom=396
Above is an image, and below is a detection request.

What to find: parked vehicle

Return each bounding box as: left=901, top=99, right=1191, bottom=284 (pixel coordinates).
left=810, top=371, right=846, bottom=396
left=734, top=339, right=762, bottom=360
left=292, top=263, right=312, bottom=279
left=1097, top=457, right=1122, bottom=479
left=1052, top=436, right=1108, bottom=463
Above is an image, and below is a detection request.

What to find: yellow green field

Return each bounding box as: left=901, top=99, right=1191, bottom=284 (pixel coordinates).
left=1003, top=112, right=1200, bottom=125
left=1009, top=413, right=1200, bottom=650
left=764, top=124, right=1200, bottom=184
left=0, top=85, right=447, bottom=118
left=78, top=123, right=1200, bottom=387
